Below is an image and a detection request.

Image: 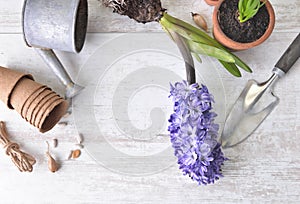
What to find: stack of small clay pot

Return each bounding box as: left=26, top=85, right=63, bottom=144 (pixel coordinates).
left=0, top=66, right=68, bottom=133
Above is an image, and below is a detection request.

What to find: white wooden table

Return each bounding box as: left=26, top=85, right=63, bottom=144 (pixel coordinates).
left=0, top=0, right=299, bottom=203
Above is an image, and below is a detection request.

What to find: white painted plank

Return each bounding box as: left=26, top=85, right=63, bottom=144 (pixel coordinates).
left=0, top=32, right=299, bottom=203
left=0, top=0, right=299, bottom=34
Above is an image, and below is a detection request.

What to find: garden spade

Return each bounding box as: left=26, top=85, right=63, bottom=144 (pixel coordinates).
left=221, top=33, right=300, bottom=148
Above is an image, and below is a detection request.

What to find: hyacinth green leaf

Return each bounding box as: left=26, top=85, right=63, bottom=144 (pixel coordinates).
left=161, top=17, right=235, bottom=63
left=232, top=55, right=252, bottom=73
left=161, top=19, right=235, bottom=63
left=160, top=17, right=212, bottom=45
left=162, top=12, right=252, bottom=71
left=192, top=52, right=202, bottom=63
left=187, top=41, right=235, bottom=63
left=244, top=4, right=259, bottom=16
left=259, top=1, right=267, bottom=8
left=160, top=13, right=253, bottom=76
left=161, top=23, right=174, bottom=41
left=238, top=0, right=265, bottom=23
left=246, top=0, right=253, bottom=9
left=238, top=0, right=244, bottom=13
left=219, top=60, right=242, bottom=77
left=163, top=13, right=216, bottom=46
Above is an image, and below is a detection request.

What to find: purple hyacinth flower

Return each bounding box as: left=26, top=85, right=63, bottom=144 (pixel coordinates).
left=168, top=81, right=227, bottom=185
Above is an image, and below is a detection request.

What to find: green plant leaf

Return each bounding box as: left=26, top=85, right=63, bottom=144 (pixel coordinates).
left=192, top=52, right=202, bottom=63
left=161, top=17, right=235, bottom=63
left=246, top=0, right=253, bottom=9
left=238, top=0, right=244, bottom=13
left=160, top=13, right=253, bottom=75
left=238, top=0, right=264, bottom=23
left=219, top=60, right=242, bottom=77
left=187, top=41, right=235, bottom=63
left=259, top=0, right=267, bottom=8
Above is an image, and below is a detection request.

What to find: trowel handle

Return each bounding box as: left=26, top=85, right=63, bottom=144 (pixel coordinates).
left=275, top=33, right=300, bottom=74
left=35, top=48, right=84, bottom=99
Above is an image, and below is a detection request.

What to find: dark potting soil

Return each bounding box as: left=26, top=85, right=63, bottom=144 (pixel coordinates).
left=218, top=0, right=270, bottom=43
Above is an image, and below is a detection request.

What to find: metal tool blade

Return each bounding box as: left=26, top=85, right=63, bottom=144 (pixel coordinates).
left=221, top=73, right=280, bottom=148
left=221, top=90, right=279, bottom=148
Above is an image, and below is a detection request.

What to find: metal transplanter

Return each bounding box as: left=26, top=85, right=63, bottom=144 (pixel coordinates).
left=102, top=0, right=252, bottom=80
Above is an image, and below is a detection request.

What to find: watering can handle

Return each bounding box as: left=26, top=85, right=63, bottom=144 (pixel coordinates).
left=275, top=33, right=300, bottom=74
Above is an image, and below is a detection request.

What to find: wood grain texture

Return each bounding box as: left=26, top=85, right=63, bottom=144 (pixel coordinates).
left=0, top=0, right=299, bottom=203
left=0, top=0, right=299, bottom=33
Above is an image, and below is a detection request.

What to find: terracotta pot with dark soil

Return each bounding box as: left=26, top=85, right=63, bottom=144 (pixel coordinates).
left=213, top=0, right=275, bottom=50
left=204, top=0, right=220, bottom=6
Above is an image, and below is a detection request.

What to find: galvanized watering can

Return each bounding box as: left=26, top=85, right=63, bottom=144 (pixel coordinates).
left=22, top=0, right=88, bottom=99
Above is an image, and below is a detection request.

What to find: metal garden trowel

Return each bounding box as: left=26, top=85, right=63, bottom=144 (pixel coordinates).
left=221, top=33, right=300, bottom=148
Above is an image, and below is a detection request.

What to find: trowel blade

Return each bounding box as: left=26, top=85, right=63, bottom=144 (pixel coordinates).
left=221, top=88, right=279, bottom=148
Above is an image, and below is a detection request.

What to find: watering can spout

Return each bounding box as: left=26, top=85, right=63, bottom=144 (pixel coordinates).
left=66, top=83, right=84, bottom=99
left=35, top=48, right=84, bottom=99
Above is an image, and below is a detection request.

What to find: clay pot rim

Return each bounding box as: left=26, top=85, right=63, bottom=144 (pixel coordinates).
left=34, top=93, right=59, bottom=127
left=39, top=99, right=68, bottom=133
left=213, top=0, right=275, bottom=50
left=204, top=0, right=219, bottom=6
left=6, top=75, right=33, bottom=109
left=31, top=91, right=57, bottom=126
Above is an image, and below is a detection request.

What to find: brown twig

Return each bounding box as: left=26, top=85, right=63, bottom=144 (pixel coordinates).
left=0, top=121, right=36, bottom=172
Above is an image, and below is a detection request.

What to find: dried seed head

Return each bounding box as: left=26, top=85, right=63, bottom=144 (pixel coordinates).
left=71, top=149, right=81, bottom=159
left=191, top=13, right=208, bottom=32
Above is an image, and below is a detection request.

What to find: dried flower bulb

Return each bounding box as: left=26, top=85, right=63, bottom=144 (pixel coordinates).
left=191, top=13, right=208, bottom=32
left=46, top=152, right=58, bottom=173
left=46, top=141, right=58, bottom=173
left=71, top=149, right=81, bottom=159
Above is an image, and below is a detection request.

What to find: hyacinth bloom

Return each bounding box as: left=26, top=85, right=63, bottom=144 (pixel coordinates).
left=168, top=81, right=227, bottom=185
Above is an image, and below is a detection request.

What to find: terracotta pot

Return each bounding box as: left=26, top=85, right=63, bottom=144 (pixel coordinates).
left=204, top=0, right=219, bottom=6
left=213, top=0, right=275, bottom=50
